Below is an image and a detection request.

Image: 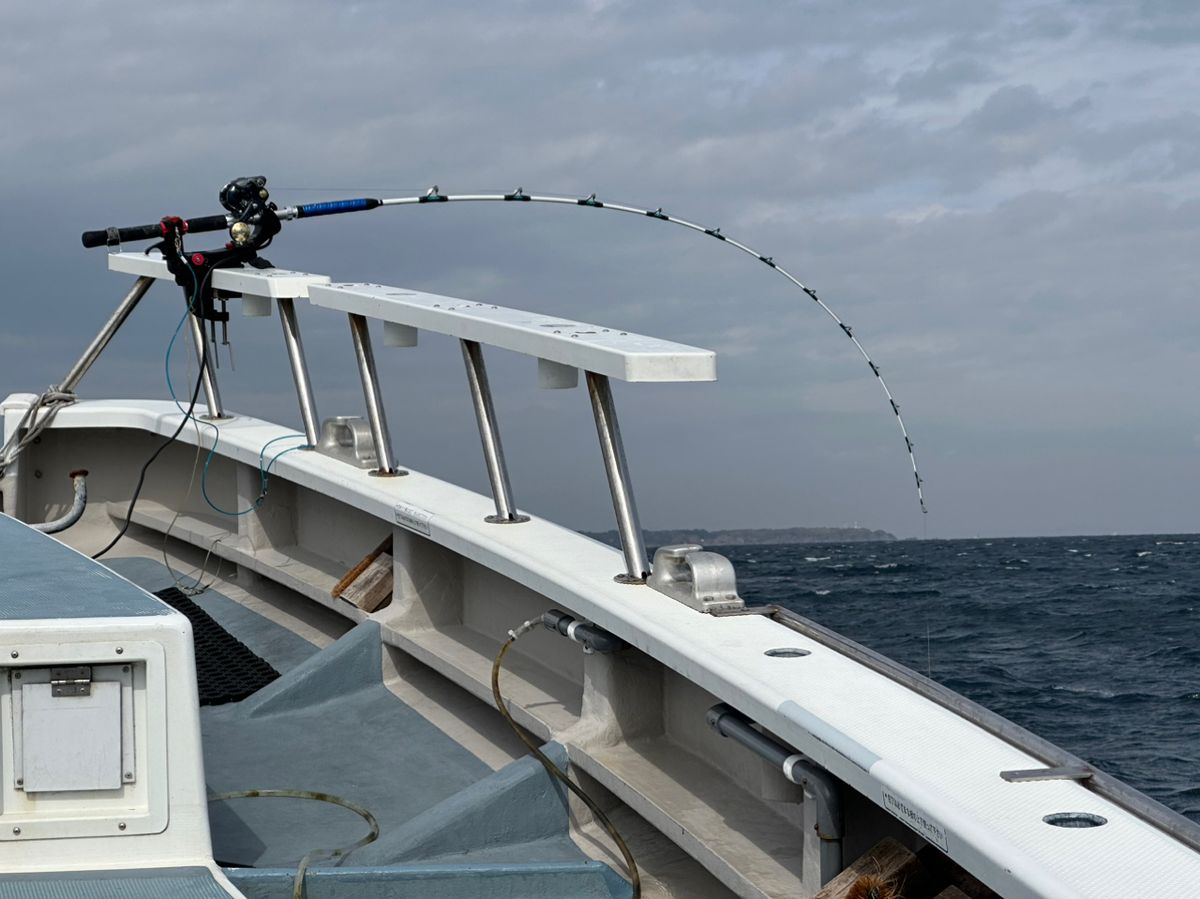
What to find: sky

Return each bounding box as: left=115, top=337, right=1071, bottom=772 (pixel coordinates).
left=1, top=1, right=1197, bottom=539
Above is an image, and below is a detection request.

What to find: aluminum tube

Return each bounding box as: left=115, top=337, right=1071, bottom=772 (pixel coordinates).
left=59, top=276, right=155, bottom=392
left=278, top=297, right=320, bottom=446
left=187, top=312, right=225, bottom=419
left=585, top=372, right=649, bottom=581
left=348, top=313, right=397, bottom=475
left=460, top=340, right=519, bottom=521
left=33, top=471, right=87, bottom=534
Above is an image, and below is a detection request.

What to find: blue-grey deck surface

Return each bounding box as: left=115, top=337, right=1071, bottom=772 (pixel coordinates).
left=104, top=558, right=319, bottom=675
left=0, top=516, right=172, bottom=620
left=0, top=867, right=232, bottom=898
left=106, top=560, right=632, bottom=899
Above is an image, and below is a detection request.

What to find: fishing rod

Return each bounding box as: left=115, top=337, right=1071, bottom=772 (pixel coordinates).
left=80, top=175, right=927, bottom=514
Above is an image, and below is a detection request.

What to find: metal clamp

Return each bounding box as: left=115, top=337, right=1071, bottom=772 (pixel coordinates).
left=646, top=544, right=743, bottom=613
left=317, top=416, right=379, bottom=469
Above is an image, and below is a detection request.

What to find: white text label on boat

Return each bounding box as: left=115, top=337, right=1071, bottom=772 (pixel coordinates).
left=880, top=787, right=949, bottom=851
left=393, top=502, right=434, bottom=535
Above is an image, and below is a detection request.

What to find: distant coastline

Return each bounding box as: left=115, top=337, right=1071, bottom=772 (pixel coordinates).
left=585, top=526, right=897, bottom=547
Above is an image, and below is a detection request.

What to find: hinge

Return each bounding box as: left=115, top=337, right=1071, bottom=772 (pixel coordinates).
left=49, top=665, right=92, bottom=697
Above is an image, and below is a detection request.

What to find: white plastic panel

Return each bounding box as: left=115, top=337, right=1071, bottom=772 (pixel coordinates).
left=19, top=681, right=122, bottom=792
left=307, top=282, right=716, bottom=383
left=107, top=251, right=331, bottom=299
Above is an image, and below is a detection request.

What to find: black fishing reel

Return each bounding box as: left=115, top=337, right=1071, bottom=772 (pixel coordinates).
left=219, top=175, right=279, bottom=249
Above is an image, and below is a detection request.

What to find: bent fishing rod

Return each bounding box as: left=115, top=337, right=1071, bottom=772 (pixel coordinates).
left=80, top=174, right=927, bottom=514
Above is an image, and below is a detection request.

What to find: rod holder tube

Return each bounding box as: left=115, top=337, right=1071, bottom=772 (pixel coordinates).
left=60, top=276, right=155, bottom=393
left=706, top=703, right=843, bottom=883
left=348, top=313, right=400, bottom=476
left=187, top=311, right=227, bottom=420
left=460, top=340, right=525, bottom=523
left=278, top=297, right=320, bottom=447
left=585, top=371, right=649, bottom=582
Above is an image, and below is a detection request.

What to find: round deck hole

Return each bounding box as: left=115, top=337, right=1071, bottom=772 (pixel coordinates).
left=1043, top=812, right=1107, bottom=828
left=764, top=647, right=810, bottom=658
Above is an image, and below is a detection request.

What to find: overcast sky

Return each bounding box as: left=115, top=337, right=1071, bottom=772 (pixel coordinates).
left=1, top=1, right=1197, bottom=539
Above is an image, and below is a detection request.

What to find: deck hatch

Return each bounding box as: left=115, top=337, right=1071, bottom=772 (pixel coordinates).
left=11, top=663, right=134, bottom=793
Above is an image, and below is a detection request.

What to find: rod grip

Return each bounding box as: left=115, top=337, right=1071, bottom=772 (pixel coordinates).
left=80, top=214, right=230, bottom=249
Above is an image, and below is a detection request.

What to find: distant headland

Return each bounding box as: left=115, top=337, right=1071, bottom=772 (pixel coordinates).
left=585, top=526, right=897, bottom=547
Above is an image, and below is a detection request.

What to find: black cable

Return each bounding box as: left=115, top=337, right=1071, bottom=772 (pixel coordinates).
left=91, top=355, right=206, bottom=560
left=93, top=268, right=212, bottom=560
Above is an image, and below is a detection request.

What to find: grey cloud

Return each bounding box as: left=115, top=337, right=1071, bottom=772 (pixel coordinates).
left=1, top=1, right=1198, bottom=538
left=894, top=59, right=994, bottom=104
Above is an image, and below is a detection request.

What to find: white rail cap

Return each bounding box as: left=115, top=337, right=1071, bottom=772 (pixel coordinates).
left=107, top=251, right=330, bottom=300
left=308, top=282, right=716, bottom=383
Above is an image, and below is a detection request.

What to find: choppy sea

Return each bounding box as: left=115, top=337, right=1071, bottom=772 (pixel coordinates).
left=721, top=534, right=1200, bottom=823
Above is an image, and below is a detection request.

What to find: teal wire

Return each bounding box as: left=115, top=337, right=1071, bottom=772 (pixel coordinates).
left=162, top=264, right=312, bottom=517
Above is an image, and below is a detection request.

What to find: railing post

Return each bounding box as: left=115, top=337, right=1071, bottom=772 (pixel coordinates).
left=460, top=339, right=527, bottom=524
left=277, top=297, right=320, bottom=447
left=585, top=371, right=649, bottom=583
left=59, top=276, right=155, bottom=393
left=187, top=312, right=230, bottom=420
left=348, top=313, right=404, bottom=477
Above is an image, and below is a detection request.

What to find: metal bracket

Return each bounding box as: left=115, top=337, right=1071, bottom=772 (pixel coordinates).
left=317, top=416, right=379, bottom=469
left=647, top=544, right=744, bottom=613
left=1000, top=765, right=1094, bottom=783
left=50, top=665, right=92, bottom=697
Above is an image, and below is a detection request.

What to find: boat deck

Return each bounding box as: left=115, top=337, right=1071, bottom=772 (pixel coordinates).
left=102, top=557, right=631, bottom=898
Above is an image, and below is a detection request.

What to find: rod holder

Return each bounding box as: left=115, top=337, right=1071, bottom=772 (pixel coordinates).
left=461, top=340, right=527, bottom=524
left=278, top=297, right=320, bottom=447
left=187, top=312, right=230, bottom=420
left=348, top=313, right=404, bottom=477
left=585, top=371, right=649, bottom=583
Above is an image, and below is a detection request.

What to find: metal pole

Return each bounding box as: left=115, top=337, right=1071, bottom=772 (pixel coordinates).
left=460, top=340, right=527, bottom=523
left=585, top=371, right=649, bottom=582
left=278, top=297, right=320, bottom=446
left=58, top=276, right=155, bottom=392
left=348, top=313, right=402, bottom=476
left=187, top=311, right=228, bottom=420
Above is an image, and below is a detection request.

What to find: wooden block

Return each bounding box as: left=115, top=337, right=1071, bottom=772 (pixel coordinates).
left=331, top=534, right=392, bottom=598
left=814, top=837, right=926, bottom=899
left=340, top=552, right=393, bottom=612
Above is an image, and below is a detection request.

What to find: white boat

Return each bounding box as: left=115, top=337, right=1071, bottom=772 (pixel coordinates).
left=0, top=179, right=1196, bottom=898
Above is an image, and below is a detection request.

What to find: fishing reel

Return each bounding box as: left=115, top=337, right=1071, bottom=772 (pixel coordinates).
left=219, top=175, right=278, bottom=249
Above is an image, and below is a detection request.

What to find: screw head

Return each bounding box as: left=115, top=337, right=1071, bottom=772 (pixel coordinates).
left=124, top=772, right=133, bottom=780
left=122, top=665, right=130, bottom=673
left=117, top=822, right=126, bottom=831
left=11, top=827, right=20, bottom=835
left=13, top=672, right=20, bottom=680
left=15, top=778, right=22, bottom=786
left=115, top=647, right=124, bottom=655
left=9, top=651, right=17, bottom=659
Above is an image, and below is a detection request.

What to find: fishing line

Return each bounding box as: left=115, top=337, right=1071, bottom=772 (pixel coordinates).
left=281, top=187, right=927, bottom=514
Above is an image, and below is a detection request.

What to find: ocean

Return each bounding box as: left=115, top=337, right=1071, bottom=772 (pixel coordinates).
left=723, top=534, right=1200, bottom=823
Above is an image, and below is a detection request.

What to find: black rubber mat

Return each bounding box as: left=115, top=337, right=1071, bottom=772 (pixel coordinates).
left=153, top=587, right=280, bottom=705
